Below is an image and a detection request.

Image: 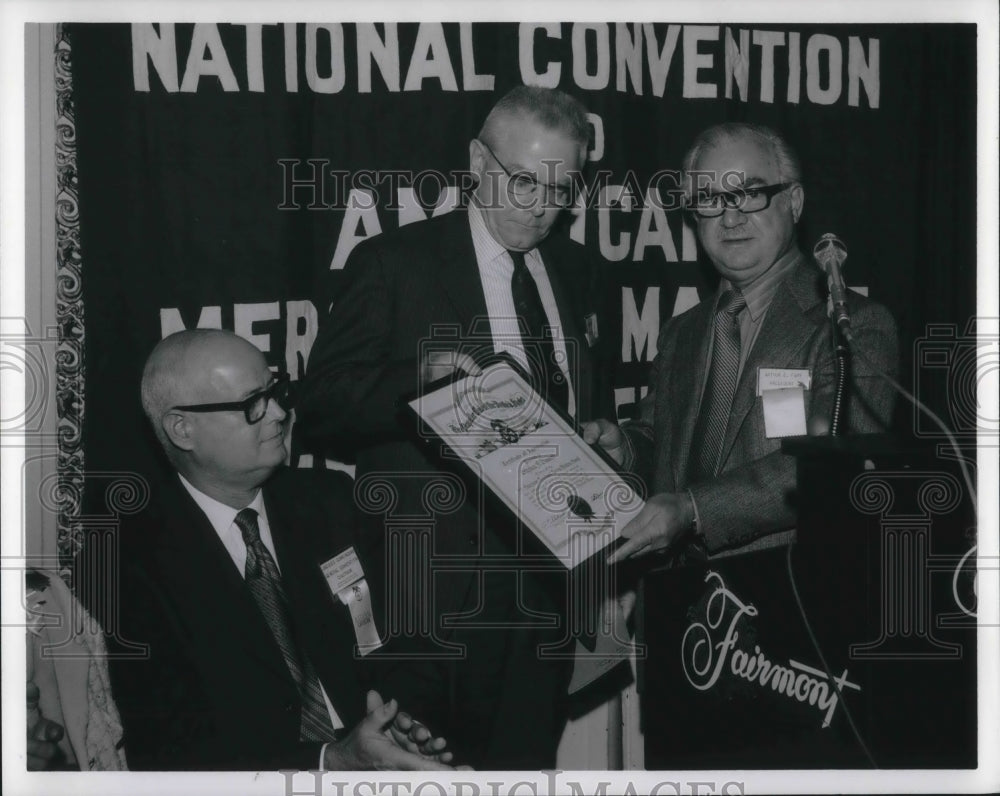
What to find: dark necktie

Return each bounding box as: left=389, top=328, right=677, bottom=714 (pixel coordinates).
left=234, top=508, right=335, bottom=741
left=689, top=289, right=748, bottom=482
left=508, top=250, right=570, bottom=412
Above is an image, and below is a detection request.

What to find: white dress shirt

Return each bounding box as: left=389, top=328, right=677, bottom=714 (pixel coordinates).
left=467, top=202, right=577, bottom=416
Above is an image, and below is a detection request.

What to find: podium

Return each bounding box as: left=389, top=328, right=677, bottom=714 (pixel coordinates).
left=640, top=435, right=977, bottom=769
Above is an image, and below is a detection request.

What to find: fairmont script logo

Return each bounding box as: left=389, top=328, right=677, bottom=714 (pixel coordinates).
left=681, top=571, right=861, bottom=728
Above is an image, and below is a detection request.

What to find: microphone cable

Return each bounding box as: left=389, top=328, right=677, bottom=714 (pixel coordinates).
left=784, top=329, right=981, bottom=768
left=841, top=328, right=978, bottom=513
left=785, top=542, right=879, bottom=768
left=843, top=331, right=980, bottom=621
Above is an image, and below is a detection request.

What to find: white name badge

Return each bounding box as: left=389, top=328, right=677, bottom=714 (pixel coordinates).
left=762, top=387, right=808, bottom=438
left=320, top=547, right=382, bottom=656
left=321, top=546, right=366, bottom=593
left=757, top=367, right=812, bottom=396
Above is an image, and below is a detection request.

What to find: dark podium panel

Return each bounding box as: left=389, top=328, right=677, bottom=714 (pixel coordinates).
left=640, top=435, right=977, bottom=769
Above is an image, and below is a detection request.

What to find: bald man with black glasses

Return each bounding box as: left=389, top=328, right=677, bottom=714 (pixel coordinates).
left=80, top=329, right=461, bottom=772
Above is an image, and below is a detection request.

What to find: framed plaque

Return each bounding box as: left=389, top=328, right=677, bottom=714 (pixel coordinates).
left=407, top=357, right=645, bottom=569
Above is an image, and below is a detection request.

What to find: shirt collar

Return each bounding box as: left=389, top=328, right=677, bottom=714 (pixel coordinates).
left=177, top=473, right=264, bottom=539
left=468, top=201, right=536, bottom=267
left=719, top=247, right=803, bottom=321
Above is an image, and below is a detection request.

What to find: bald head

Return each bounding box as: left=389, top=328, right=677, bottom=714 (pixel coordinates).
left=141, top=329, right=290, bottom=502
left=141, top=330, right=248, bottom=447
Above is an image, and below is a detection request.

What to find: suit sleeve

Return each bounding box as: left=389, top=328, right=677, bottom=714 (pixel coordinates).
left=297, top=240, right=418, bottom=454
left=691, top=297, right=899, bottom=553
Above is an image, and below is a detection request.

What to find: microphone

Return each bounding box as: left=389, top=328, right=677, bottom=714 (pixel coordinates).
left=813, top=233, right=851, bottom=333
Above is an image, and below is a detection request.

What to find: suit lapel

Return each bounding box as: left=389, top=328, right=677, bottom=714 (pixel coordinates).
left=717, top=261, right=824, bottom=469
left=673, top=299, right=715, bottom=488
left=433, top=210, right=491, bottom=343
left=150, top=482, right=294, bottom=684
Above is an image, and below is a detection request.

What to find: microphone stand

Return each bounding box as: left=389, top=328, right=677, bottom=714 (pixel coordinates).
left=811, top=235, right=977, bottom=514
left=814, top=233, right=852, bottom=437
left=828, top=311, right=850, bottom=437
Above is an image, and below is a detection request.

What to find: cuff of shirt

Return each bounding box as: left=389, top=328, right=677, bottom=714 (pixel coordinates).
left=683, top=489, right=709, bottom=562
left=618, top=424, right=638, bottom=472
left=687, top=488, right=701, bottom=536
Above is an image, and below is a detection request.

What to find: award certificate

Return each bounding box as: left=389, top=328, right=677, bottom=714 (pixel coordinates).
left=407, top=359, right=645, bottom=569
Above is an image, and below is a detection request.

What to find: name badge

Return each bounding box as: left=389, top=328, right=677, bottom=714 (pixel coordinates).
left=320, top=547, right=365, bottom=594
left=762, top=387, right=808, bottom=438
left=757, top=367, right=812, bottom=396
left=320, top=548, right=382, bottom=656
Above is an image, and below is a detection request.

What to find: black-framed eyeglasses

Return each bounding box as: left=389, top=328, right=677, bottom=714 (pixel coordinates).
left=478, top=139, right=576, bottom=208
left=172, top=373, right=292, bottom=425
left=687, top=182, right=794, bottom=218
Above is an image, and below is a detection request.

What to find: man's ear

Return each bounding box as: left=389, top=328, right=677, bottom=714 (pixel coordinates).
left=162, top=411, right=195, bottom=452
left=469, top=138, right=487, bottom=176
left=790, top=183, right=805, bottom=224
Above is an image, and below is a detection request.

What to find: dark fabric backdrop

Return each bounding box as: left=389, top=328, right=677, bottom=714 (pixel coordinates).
left=66, top=22, right=977, bottom=513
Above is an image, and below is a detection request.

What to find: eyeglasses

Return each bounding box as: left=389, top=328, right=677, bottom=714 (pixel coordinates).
left=478, top=139, right=576, bottom=209
left=172, top=373, right=292, bottom=425
left=687, top=182, right=794, bottom=218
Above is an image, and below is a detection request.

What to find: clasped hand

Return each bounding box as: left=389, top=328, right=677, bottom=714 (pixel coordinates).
left=324, top=690, right=471, bottom=771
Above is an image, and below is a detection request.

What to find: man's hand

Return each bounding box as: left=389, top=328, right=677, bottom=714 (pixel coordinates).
left=607, top=492, right=695, bottom=564
left=26, top=682, right=65, bottom=771
left=387, top=709, right=452, bottom=763
left=580, top=419, right=626, bottom=465
left=421, top=350, right=481, bottom=384
left=323, top=691, right=457, bottom=771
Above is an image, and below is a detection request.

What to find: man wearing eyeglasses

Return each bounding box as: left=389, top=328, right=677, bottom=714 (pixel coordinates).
left=88, top=329, right=461, bottom=771
left=584, top=122, right=898, bottom=562
left=297, top=86, right=612, bottom=769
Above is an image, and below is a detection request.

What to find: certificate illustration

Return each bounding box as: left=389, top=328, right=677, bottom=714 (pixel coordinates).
left=408, top=359, right=645, bottom=569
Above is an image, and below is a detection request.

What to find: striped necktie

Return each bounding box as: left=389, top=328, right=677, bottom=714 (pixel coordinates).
left=234, top=508, right=335, bottom=741
left=689, top=289, right=748, bottom=482
left=508, top=249, right=570, bottom=412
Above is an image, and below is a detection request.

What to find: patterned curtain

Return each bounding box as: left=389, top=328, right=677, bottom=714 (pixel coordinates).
left=54, top=23, right=84, bottom=569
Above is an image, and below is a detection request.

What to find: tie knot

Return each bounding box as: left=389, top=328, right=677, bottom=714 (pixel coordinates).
left=234, top=508, right=261, bottom=546
left=718, top=289, right=747, bottom=318
left=507, top=249, right=528, bottom=272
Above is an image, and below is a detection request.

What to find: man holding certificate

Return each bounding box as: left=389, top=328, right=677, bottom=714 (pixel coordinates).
left=298, top=86, right=614, bottom=769
left=584, top=122, right=898, bottom=563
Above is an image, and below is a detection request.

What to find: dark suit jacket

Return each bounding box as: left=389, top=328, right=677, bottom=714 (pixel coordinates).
left=297, top=208, right=613, bottom=767
left=626, top=256, right=899, bottom=555
left=89, top=467, right=370, bottom=771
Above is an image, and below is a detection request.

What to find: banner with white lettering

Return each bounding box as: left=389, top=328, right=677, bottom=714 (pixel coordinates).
left=66, top=22, right=975, bottom=496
